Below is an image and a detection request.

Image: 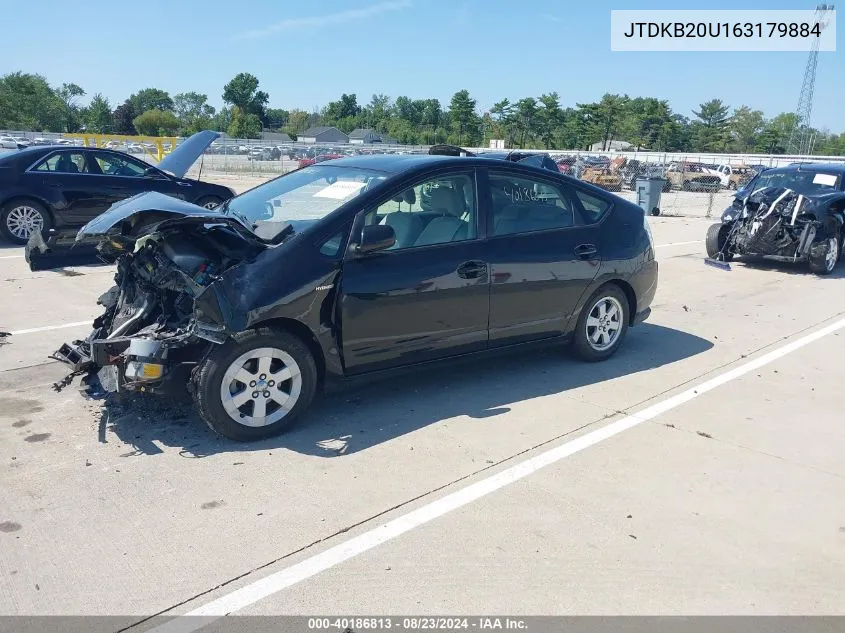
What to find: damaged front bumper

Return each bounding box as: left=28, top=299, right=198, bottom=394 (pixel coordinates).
left=50, top=319, right=227, bottom=397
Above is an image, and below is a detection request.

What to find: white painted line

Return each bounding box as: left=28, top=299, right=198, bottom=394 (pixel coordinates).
left=9, top=321, right=91, bottom=335
left=0, top=254, right=24, bottom=259
left=148, top=315, right=845, bottom=633
left=655, top=240, right=703, bottom=248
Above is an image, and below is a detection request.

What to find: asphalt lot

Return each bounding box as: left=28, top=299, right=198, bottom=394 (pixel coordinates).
left=1, top=215, right=844, bottom=621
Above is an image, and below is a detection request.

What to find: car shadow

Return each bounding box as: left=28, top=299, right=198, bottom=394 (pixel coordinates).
left=101, top=323, right=713, bottom=458
left=732, top=257, right=845, bottom=279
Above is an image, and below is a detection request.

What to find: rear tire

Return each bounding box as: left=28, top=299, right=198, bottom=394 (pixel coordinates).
left=572, top=285, right=630, bottom=362
left=193, top=327, right=318, bottom=441
left=706, top=223, right=733, bottom=261
left=1, top=199, right=52, bottom=244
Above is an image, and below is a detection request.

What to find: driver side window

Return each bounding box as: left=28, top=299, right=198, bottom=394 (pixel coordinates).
left=94, top=153, right=148, bottom=177
left=362, top=173, right=477, bottom=250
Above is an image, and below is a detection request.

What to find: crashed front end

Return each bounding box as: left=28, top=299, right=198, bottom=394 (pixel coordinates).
left=32, top=193, right=265, bottom=396
left=721, top=186, right=845, bottom=261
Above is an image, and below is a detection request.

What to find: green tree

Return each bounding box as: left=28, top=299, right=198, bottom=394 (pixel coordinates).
left=85, top=93, right=113, bottom=133
left=361, top=94, right=391, bottom=131
left=128, top=88, right=174, bottom=115
left=55, top=82, right=85, bottom=132
left=285, top=109, right=310, bottom=135
left=211, top=106, right=233, bottom=133
left=489, top=98, right=515, bottom=145
left=227, top=107, right=262, bottom=139
left=623, top=97, right=673, bottom=150
left=387, top=118, right=419, bottom=144
left=419, top=98, right=442, bottom=128
left=691, top=98, right=731, bottom=151
left=393, top=96, right=422, bottom=126
left=323, top=93, right=361, bottom=123
left=755, top=112, right=798, bottom=153
left=264, top=108, right=289, bottom=130
left=728, top=105, right=764, bottom=152
left=578, top=93, right=630, bottom=151
left=173, top=91, right=215, bottom=135
left=132, top=108, right=179, bottom=136
left=514, top=97, right=539, bottom=148
left=222, top=73, right=269, bottom=121
left=112, top=102, right=136, bottom=135
left=537, top=93, right=562, bottom=149
left=0, top=72, right=64, bottom=130
left=448, top=89, right=479, bottom=146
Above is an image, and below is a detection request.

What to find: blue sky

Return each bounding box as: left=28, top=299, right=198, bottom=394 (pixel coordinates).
left=3, top=0, right=842, bottom=130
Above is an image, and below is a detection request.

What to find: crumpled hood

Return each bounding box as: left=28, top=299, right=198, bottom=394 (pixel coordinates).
left=742, top=186, right=845, bottom=221
left=76, top=191, right=244, bottom=239
left=155, top=130, right=219, bottom=178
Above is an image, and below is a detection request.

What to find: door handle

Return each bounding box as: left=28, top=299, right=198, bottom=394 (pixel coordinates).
left=574, top=244, right=598, bottom=259
left=456, top=260, right=487, bottom=279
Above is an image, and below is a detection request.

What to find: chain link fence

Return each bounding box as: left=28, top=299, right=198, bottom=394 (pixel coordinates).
left=4, top=129, right=844, bottom=218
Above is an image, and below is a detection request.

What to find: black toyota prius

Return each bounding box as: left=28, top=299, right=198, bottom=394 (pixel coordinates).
left=30, top=153, right=658, bottom=441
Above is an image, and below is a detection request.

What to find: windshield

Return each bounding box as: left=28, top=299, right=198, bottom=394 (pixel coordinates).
left=223, top=165, right=387, bottom=240
left=745, top=169, right=842, bottom=196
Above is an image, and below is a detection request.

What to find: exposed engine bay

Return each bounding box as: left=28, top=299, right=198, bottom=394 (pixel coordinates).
left=706, top=186, right=845, bottom=274
left=49, top=216, right=265, bottom=395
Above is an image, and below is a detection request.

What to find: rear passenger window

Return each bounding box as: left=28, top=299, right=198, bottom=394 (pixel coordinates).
left=574, top=189, right=611, bottom=224
left=489, top=171, right=574, bottom=237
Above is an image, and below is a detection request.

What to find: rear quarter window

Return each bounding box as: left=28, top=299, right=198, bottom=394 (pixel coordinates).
left=574, top=189, right=611, bottom=224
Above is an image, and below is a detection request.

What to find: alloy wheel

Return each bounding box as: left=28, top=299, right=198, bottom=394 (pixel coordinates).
left=5, top=205, right=44, bottom=240
left=585, top=296, right=623, bottom=351
left=824, top=236, right=839, bottom=272
left=219, top=347, right=303, bottom=427
left=202, top=200, right=220, bottom=209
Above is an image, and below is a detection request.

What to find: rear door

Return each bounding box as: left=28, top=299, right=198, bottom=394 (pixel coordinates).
left=485, top=168, right=607, bottom=346
left=339, top=169, right=491, bottom=374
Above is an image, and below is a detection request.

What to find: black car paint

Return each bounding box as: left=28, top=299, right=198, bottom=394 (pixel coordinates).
left=723, top=163, right=845, bottom=225
left=0, top=145, right=234, bottom=235
left=187, top=156, right=657, bottom=381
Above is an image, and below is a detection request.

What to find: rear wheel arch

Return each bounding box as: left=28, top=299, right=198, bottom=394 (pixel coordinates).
left=609, top=279, right=637, bottom=325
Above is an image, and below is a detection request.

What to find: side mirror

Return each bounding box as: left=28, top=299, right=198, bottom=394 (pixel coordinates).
left=355, top=224, right=396, bottom=255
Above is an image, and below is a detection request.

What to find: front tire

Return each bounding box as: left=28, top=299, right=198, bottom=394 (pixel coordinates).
left=193, top=327, right=318, bottom=441
left=706, top=223, right=734, bottom=261
left=1, top=199, right=52, bottom=244
left=572, top=285, right=629, bottom=362
left=195, top=195, right=224, bottom=210
left=808, top=236, right=839, bottom=276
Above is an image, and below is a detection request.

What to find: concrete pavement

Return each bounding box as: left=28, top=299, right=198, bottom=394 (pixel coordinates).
left=1, top=216, right=843, bottom=620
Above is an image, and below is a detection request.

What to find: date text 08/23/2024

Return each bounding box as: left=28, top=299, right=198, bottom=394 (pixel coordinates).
left=307, top=617, right=528, bottom=630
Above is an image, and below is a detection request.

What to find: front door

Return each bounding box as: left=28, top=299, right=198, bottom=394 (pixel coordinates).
left=86, top=150, right=186, bottom=207
left=485, top=169, right=605, bottom=345
left=339, top=170, right=490, bottom=374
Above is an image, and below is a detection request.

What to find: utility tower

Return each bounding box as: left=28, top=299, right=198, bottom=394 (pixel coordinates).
left=786, top=3, right=833, bottom=155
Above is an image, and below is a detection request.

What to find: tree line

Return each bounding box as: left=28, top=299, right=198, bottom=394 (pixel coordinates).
left=1, top=70, right=843, bottom=155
